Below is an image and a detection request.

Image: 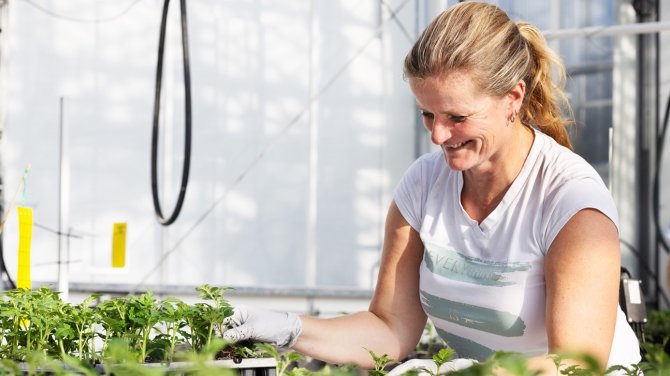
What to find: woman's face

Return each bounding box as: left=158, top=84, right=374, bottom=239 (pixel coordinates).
left=409, top=71, right=516, bottom=173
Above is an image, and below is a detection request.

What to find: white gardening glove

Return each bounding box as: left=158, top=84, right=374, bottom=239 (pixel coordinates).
left=387, top=358, right=477, bottom=376
left=222, top=305, right=303, bottom=348
left=387, top=359, right=438, bottom=376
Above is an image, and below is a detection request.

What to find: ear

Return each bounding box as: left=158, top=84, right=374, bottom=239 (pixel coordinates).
left=507, top=79, right=526, bottom=113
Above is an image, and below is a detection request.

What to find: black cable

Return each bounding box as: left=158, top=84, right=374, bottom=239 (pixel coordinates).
left=653, top=92, right=670, bottom=255
left=621, top=239, right=670, bottom=307
left=651, top=92, right=669, bottom=309
left=151, top=0, right=191, bottom=226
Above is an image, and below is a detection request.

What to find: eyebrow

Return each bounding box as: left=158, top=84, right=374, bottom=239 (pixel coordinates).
left=416, top=104, right=468, bottom=117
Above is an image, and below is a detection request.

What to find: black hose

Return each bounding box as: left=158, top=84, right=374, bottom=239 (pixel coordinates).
left=621, top=239, right=670, bottom=306
left=151, top=0, right=192, bottom=226
left=653, top=92, right=670, bottom=254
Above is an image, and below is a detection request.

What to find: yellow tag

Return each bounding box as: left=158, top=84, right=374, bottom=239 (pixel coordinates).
left=17, top=207, right=33, bottom=289
left=112, top=222, right=127, bottom=268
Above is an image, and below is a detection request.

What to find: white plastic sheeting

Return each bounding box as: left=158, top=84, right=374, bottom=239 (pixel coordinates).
left=1, top=0, right=418, bottom=293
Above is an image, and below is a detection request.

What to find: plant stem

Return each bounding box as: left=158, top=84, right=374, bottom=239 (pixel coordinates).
left=207, top=323, right=214, bottom=347
left=140, top=327, right=149, bottom=362
left=78, top=324, right=85, bottom=361
left=59, top=339, right=66, bottom=359
left=168, top=323, right=178, bottom=363
left=26, top=325, right=31, bottom=353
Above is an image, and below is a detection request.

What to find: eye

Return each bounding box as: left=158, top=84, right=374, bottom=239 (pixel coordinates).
left=449, top=115, right=467, bottom=123
left=420, top=111, right=434, bottom=119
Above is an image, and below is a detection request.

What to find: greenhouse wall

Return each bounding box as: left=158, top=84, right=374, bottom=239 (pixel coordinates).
left=1, top=0, right=669, bottom=312
left=1, top=0, right=417, bottom=300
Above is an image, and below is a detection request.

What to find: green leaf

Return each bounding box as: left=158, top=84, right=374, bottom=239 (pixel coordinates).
left=432, top=347, right=454, bottom=368
left=364, top=348, right=397, bottom=374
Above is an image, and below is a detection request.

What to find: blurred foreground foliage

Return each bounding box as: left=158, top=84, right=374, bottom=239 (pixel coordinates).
left=0, top=287, right=667, bottom=375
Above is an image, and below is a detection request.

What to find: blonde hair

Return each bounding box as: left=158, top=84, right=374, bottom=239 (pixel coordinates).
left=404, top=2, right=573, bottom=149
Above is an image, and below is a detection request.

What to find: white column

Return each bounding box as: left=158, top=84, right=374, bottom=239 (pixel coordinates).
left=611, top=0, right=640, bottom=273
left=305, top=0, right=319, bottom=292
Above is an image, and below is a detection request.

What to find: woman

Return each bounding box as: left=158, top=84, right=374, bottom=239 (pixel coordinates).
left=223, top=2, right=641, bottom=372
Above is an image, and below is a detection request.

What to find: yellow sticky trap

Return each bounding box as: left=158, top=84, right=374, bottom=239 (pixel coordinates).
left=112, top=223, right=127, bottom=268
left=17, top=207, right=33, bottom=289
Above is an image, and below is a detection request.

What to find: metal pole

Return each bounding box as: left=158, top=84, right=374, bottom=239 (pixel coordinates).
left=305, top=0, right=318, bottom=297
left=544, top=20, right=670, bottom=40
left=57, top=97, right=69, bottom=301
left=634, top=0, right=659, bottom=308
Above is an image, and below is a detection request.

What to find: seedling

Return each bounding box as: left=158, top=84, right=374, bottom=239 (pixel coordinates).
left=636, top=339, right=670, bottom=374
left=195, top=285, right=235, bottom=346
left=97, top=296, right=131, bottom=353
left=175, top=338, right=235, bottom=375
left=550, top=352, right=603, bottom=376
left=418, top=347, right=454, bottom=375
left=102, top=338, right=164, bottom=376
left=63, top=294, right=102, bottom=362
left=364, top=348, right=397, bottom=376
left=0, top=285, right=664, bottom=375
left=256, top=342, right=303, bottom=376
left=153, top=297, right=187, bottom=363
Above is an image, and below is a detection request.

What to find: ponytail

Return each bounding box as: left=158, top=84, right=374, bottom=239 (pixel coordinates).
left=516, top=22, right=574, bottom=150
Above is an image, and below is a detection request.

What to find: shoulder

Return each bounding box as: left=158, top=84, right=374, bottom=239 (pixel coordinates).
left=533, top=130, right=603, bottom=185
left=412, top=150, right=447, bottom=171
left=393, top=150, right=455, bottom=231
left=529, top=130, right=619, bottom=250
left=402, top=150, right=451, bottom=184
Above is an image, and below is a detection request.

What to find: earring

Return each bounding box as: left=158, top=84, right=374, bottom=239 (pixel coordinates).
left=508, top=110, right=518, bottom=126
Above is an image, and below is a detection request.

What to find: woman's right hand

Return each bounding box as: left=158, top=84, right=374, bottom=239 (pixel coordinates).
left=223, top=305, right=303, bottom=348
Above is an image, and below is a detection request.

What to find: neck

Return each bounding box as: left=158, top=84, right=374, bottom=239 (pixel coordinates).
left=461, top=124, right=534, bottom=222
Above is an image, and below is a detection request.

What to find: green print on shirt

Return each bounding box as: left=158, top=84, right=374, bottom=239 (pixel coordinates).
left=424, top=243, right=531, bottom=286
left=421, top=290, right=526, bottom=337
left=435, top=328, right=494, bottom=361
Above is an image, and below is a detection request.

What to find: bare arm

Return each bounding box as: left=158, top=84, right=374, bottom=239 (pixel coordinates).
left=292, top=201, right=427, bottom=368
left=527, top=208, right=621, bottom=373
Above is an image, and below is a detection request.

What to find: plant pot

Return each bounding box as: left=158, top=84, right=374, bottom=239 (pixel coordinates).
left=156, top=357, right=277, bottom=376
left=10, top=357, right=277, bottom=375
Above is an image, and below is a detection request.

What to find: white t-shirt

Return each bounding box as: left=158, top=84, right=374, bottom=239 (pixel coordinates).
left=393, top=129, right=641, bottom=366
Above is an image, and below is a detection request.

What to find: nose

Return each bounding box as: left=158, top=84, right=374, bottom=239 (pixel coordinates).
left=428, top=118, right=452, bottom=145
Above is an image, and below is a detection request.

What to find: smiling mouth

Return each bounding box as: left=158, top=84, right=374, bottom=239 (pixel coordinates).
left=445, top=140, right=471, bottom=149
